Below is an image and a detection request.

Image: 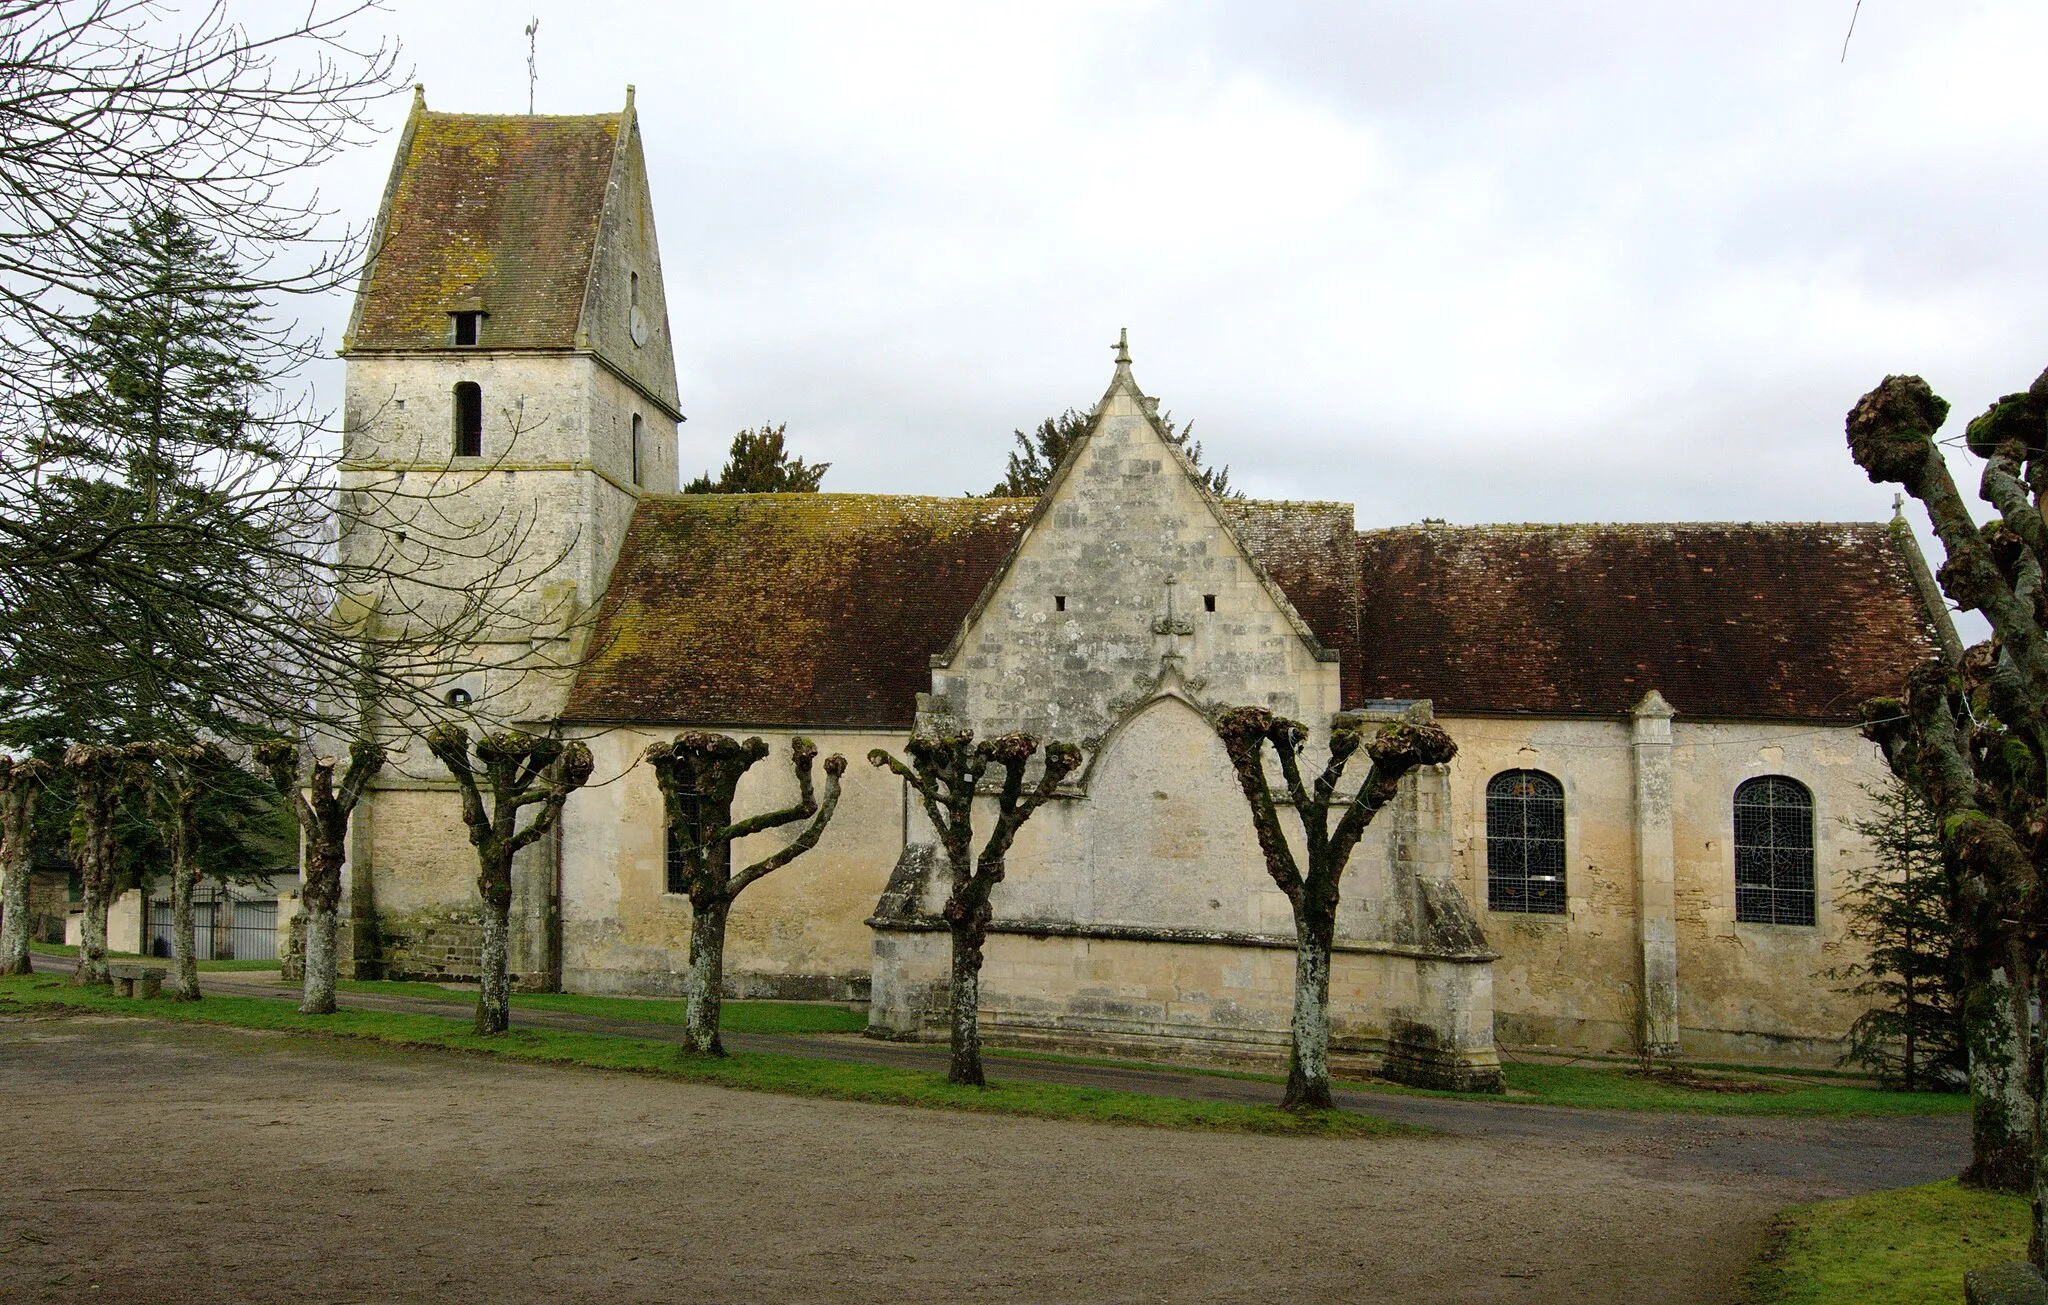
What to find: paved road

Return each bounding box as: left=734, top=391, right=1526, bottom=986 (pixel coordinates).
left=164, top=966, right=1971, bottom=1199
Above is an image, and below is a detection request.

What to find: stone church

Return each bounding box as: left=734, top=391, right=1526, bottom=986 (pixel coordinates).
left=333, top=90, right=1950, bottom=1086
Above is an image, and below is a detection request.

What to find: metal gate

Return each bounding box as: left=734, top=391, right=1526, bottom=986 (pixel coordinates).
left=148, top=898, right=278, bottom=961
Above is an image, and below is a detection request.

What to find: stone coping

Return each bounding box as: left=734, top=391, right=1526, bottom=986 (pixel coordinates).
left=866, top=914, right=1498, bottom=964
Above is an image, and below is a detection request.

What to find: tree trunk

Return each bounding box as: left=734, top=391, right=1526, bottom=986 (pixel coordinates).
left=75, top=873, right=110, bottom=985
left=170, top=868, right=199, bottom=1000
left=2034, top=967, right=2048, bottom=1275
left=1964, top=963, right=2035, bottom=1192
left=947, top=919, right=987, bottom=1087
left=0, top=849, right=30, bottom=977
left=684, top=897, right=729, bottom=1055
left=1284, top=910, right=1336, bottom=1110
left=476, top=890, right=511, bottom=1035
left=300, top=897, right=337, bottom=1014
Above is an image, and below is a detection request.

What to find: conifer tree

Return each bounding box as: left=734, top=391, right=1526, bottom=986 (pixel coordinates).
left=684, top=424, right=829, bottom=493
left=979, top=408, right=1236, bottom=498
left=1830, top=779, right=1967, bottom=1091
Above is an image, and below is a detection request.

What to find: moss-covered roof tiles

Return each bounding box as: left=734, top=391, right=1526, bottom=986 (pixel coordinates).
left=349, top=111, right=619, bottom=351
left=565, top=494, right=1040, bottom=727
left=1353, top=522, right=1944, bottom=720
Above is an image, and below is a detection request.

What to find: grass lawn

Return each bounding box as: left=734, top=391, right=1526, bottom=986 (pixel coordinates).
left=298, top=977, right=1962, bottom=1118
left=0, top=974, right=1401, bottom=1138
left=1479, top=1061, right=1967, bottom=1118
left=1742, top=1180, right=2029, bottom=1304
left=28, top=941, right=281, bottom=973
left=331, top=979, right=868, bottom=1034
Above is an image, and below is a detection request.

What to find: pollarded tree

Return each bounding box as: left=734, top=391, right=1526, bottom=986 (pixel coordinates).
left=867, top=732, right=1082, bottom=1086
left=63, top=742, right=139, bottom=985
left=1846, top=370, right=2048, bottom=1248
left=255, top=738, right=385, bottom=1015
left=423, top=726, right=593, bottom=1035
left=0, top=756, right=52, bottom=975
left=645, top=732, right=847, bottom=1054
left=134, top=742, right=223, bottom=1001
left=1213, top=707, right=1459, bottom=1109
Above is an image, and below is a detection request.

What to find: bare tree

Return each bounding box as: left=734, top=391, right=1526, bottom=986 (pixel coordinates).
left=422, top=726, right=592, bottom=1035
left=62, top=741, right=137, bottom=984
left=867, top=732, right=1081, bottom=1086
left=646, top=732, right=846, bottom=1054
left=1212, top=707, right=1458, bottom=1109
left=134, top=741, right=222, bottom=1000
left=255, top=737, right=384, bottom=1015
left=0, top=755, right=52, bottom=974
left=1846, top=369, right=2048, bottom=1260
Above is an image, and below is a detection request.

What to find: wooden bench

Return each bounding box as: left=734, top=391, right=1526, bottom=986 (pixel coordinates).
left=107, top=963, right=166, bottom=999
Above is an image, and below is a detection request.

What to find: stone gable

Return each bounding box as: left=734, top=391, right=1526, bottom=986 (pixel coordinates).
left=927, top=357, right=1343, bottom=748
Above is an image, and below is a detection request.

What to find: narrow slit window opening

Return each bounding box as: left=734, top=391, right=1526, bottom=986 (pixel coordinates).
left=1203, top=593, right=1216, bottom=612
left=1055, top=595, right=1066, bottom=612
left=452, top=381, right=482, bottom=458
left=631, top=413, right=644, bottom=486
left=629, top=271, right=639, bottom=307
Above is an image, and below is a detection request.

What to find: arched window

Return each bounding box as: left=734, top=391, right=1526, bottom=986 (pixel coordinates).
left=631, top=413, right=644, bottom=486
left=453, top=382, right=482, bottom=457
left=1735, top=776, right=1815, bottom=925
left=1486, top=770, right=1565, bottom=914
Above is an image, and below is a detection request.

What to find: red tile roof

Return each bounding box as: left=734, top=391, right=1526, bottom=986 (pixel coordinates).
left=348, top=111, right=619, bottom=352
left=1353, top=522, right=1944, bottom=720
left=565, top=501, right=1941, bottom=728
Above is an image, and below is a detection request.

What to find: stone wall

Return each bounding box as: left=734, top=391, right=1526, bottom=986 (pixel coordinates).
left=1441, top=711, right=1887, bottom=1063
left=556, top=724, right=910, bottom=999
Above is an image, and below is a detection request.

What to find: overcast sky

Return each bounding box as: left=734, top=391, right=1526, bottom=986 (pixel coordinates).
left=300, top=1, right=2042, bottom=555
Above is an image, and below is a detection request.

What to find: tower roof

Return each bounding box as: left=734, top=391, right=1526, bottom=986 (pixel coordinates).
left=343, top=90, right=624, bottom=353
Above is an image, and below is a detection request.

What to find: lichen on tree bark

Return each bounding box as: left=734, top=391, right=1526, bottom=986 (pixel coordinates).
left=63, top=743, right=138, bottom=986
left=256, top=737, right=386, bottom=1015
left=1847, top=366, right=2048, bottom=1266
left=867, top=732, right=1081, bottom=1087
left=645, top=732, right=846, bottom=1055
left=0, top=757, right=50, bottom=976
left=1213, top=707, right=1458, bottom=1109
left=423, top=726, right=592, bottom=1035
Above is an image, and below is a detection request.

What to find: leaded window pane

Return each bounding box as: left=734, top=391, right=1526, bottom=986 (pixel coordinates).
left=1486, top=770, right=1566, bottom=914
left=1733, top=776, right=1815, bottom=926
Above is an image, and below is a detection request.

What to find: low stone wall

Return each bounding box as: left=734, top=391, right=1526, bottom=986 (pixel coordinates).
left=867, top=922, right=1503, bottom=1091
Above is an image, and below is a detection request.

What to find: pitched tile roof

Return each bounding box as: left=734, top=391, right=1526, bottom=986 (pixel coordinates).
left=564, top=494, right=1368, bottom=728
left=348, top=110, right=619, bottom=351
left=1216, top=500, right=1362, bottom=695
left=1353, top=522, right=1945, bottom=721
left=566, top=501, right=1942, bottom=728
left=564, top=495, right=1039, bottom=727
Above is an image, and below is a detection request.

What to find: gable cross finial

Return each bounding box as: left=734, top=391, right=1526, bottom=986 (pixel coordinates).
left=1113, top=327, right=1130, bottom=366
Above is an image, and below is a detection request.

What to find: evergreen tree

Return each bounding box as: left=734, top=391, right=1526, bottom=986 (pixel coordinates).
left=979, top=408, right=1237, bottom=499
left=684, top=423, right=829, bottom=493
left=1830, top=778, right=1967, bottom=1091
